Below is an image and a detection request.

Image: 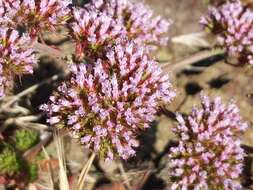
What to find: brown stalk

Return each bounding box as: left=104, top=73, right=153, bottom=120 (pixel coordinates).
left=161, top=49, right=225, bottom=73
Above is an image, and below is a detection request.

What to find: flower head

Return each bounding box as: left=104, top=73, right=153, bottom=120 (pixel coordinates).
left=0, top=27, right=36, bottom=97
left=168, top=95, right=248, bottom=190
left=201, top=0, right=253, bottom=65
left=41, top=40, right=175, bottom=160
left=69, top=7, right=124, bottom=60
left=84, top=0, right=170, bottom=50
left=0, top=0, right=16, bottom=26
left=0, top=0, right=72, bottom=37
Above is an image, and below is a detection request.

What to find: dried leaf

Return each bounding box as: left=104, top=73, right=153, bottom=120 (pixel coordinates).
left=38, top=159, right=59, bottom=172
left=171, top=32, right=210, bottom=48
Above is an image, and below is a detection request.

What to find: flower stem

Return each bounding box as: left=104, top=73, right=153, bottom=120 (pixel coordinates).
left=77, top=152, right=96, bottom=190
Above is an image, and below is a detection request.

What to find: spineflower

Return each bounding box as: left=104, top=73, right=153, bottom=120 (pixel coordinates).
left=0, top=0, right=72, bottom=37
left=41, top=40, right=175, bottom=160
left=84, top=0, right=171, bottom=50
left=0, top=1, right=15, bottom=26
left=0, top=27, right=36, bottom=97
left=201, top=0, right=253, bottom=65
left=69, top=7, right=124, bottom=60
left=168, top=95, right=248, bottom=190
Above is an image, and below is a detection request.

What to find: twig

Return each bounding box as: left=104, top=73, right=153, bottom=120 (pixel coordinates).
left=38, top=32, right=46, bottom=45
left=1, top=73, right=64, bottom=109
left=54, top=129, right=70, bottom=190
left=171, top=32, right=210, bottom=48
left=132, top=170, right=151, bottom=190
left=118, top=162, right=131, bottom=190
left=4, top=105, right=30, bottom=115
left=161, top=49, right=225, bottom=73
left=33, top=41, right=64, bottom=60
left=175, top=96, right=188, bottom=112
left=1, top=115, right=47, bottom=132
left=15, top=121, right=49, bottom=130
left=77, top=152, right=96, bottom=190
left=14, top=114, right=42, bottom=122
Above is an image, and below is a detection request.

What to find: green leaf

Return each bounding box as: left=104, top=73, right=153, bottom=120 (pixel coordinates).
left=0, top=145, right=21, bottom=175
left=15, top=129, right=39, bottom=152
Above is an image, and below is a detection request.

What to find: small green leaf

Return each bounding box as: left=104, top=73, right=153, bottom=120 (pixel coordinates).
left=15, top=129, right=39, bottom=152
left=0, top=144, right=21, bottom=175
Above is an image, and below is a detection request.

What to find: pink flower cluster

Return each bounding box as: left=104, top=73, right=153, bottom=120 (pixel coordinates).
left=0, top=0, right=71, bottom=36
left=201, top=0, right=253, bottom=65
left=168, top=95, right=248, bottom=190
left=41, top=40, right=175, bottom=160
left=70, top=7, right=124, bottom=60
left=79, top=0, right=170, bottom=51
left=0, top=1, right=15, bottom=26
left=0, top=28, right=36, bottom=97
left=0, top=0, right=71, bottom=95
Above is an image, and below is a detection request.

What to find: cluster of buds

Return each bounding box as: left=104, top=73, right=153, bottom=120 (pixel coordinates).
left=41, top=40, right=175, bottom=160
left=0, top=0, right=72, bottom=97
left=0, top=1, right=15, bottom=27
left=0, top=27, right=36, bottom=97
left=168, top=95, right=248, bottom=190
left=69, top=7, right=124, bottom=60
left=81, top=0, right=170, bottom=51
left=69, top=0, right=170, bottom=60
left=0, top=0, right=72, bottom=37
left=201, top=0, right=253, bottom=65
left=41, top=0, right=175, bottom=161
